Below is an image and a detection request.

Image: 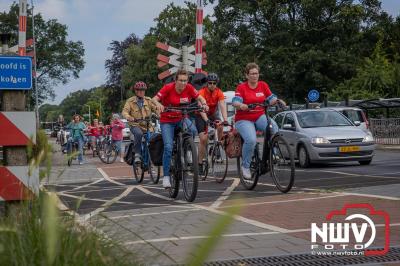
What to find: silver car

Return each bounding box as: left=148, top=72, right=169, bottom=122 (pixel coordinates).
left=273, top=109, right=375, bottom=167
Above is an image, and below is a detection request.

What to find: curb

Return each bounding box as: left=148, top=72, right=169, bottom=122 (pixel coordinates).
left=376, top=145, right=400, bottom=151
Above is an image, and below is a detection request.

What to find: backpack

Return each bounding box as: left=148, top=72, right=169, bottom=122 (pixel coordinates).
left=149, top=133, right=163, bottom=166
left=124, top=142, right=135, bottom=165
left=221, top=129, right=242, bottom=158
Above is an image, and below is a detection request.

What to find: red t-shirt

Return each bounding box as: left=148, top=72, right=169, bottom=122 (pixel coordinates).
left=199, top=87, right=224, bottom=116
left=88, top=126, right=101, bottom=137
left=157, top=82, right=199, bottom=123
left=234, top=81, right=272, bottom=122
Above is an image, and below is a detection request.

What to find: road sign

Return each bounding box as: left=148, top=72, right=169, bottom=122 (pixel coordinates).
left=0, top=56, right=32, bottom=90
left=0, top=166, right=39, bottom=201
left=308, top=89, right=320, bottom=102
left=0, top=112, right=36, bottom=145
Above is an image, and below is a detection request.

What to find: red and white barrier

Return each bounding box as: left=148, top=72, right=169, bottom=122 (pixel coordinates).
left=18, top=0, right=27, bottom=56
left=0, top=112, right=36, bottom=146
left=0, top=166, right=39, bottom=201
left=195, top=0, right=203, bottom=73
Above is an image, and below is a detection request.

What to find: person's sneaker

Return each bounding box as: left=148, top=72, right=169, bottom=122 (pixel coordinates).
left=150, top=169, right=157, bottom=176
left=163, top=176, right=171, bottom=188
left=79, top=161, right=84, bottom=165
left=120, top=157, right=124, bottom=163
left=241, top=166, right=252, bottom=180
left=134, top=154, right=141, bottom=165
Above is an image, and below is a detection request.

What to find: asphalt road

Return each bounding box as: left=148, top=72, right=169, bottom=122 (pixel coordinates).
left=45, top=145, right=400, bottom=265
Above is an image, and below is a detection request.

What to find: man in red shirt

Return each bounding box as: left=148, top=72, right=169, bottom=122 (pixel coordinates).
left=152, top=69, right=209, bottom=188
left=88, top=119, right=102, bottom=151
left=232, top=63, right=285, bottom=179
left=195, top=73, right=228, bottom=174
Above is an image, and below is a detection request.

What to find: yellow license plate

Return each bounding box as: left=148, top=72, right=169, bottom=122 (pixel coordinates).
left=339, top=146, right=360, bottom=152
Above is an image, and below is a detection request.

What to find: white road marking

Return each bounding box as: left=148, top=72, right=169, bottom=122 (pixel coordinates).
left=79, top=186, right=135, bottom=222
left=98, top=167, right=126, bottom=186
left=219, top=194, right=347, bottom=209
left=65, top=178, right=104, bottom=192
left=298, top=169, right=400, bottom=180
left=210, top=178, right=240, bottom=208
left=124, top=223, right=400, bottom=245
left=338, top=192, right=400, bottom=201
left=102, top=208, right=200, bottom=220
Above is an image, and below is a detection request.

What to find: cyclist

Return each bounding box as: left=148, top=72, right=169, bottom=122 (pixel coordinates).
left=110, top=113, right=125, bottom=163
left=195, top=73, right=228, bottom=174
left=87, top=119, right=103, bottom=152
left=122, top=81, right=159, bottom=165
left=232, top=62, right=285, bottom=179
left=66, top=114, right=86, bottom=165
left=152, top=69, right=209, bottom=188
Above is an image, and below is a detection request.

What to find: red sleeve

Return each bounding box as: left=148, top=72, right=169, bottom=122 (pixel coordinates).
left=156, top=83, right=172, bottom=99
left=235, top=83, right=244, bottom=98
left=262, top=81, right=272, bottom=97
left=217, top=89, right=225, bottom=101
left=188, top=84, right=199, bottom=99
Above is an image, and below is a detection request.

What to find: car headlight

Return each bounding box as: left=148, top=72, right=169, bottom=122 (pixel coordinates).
left=311, top=137, right=331, bottom=144
left=363, top=134, right=374, bottom=142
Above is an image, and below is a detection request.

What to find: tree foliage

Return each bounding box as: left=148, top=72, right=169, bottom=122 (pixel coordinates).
left=0, top=3, right=85, bottom=105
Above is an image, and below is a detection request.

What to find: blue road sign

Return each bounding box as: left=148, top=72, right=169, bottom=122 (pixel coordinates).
left=0, top=56, right=32, bottom=90
left=308, top=89, right=320, bottom=102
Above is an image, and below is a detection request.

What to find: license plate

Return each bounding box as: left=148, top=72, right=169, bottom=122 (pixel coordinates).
left=339, top=146, right=360, bottom=152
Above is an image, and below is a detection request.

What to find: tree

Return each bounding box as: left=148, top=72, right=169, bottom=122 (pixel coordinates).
left=0, top=3, right=85, bottom=105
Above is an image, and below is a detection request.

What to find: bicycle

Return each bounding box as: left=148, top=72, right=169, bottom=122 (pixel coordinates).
left=237, top=101, right=295, bottom=192
left=163, top=103, right=203, bottom=202
left=199, top=120, right=229, bottom=183
left=98, top=127, right=118, bottom=164
left=131, top=115, right=161, bottom=184
left=67, top=140, right=79, bottom=166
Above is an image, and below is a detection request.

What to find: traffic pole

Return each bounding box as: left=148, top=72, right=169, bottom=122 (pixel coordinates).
left=18, top=0, right=27, bottom=56
left=195, top=0, right=203, bottom=73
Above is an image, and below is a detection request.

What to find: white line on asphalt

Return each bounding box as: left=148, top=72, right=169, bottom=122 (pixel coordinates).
left=219, top=194, right=347, bottom=209
left=79, top=186, right=135, bottom=222
left=102, top=208, right=201, bottom=220
left=65, top=178, right=105, bottom=192
left=210, top=178, right=240, bottom=208
left=98, top=167, right=126, bottom=186
left=124, top=222, right=400, bottom=245
left=338, top=192, right=400, bottom=201
left=299, top=169, right=400, bottom=180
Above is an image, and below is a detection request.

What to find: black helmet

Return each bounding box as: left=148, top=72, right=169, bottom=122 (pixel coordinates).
left=207, top=73, right=219, bottom=82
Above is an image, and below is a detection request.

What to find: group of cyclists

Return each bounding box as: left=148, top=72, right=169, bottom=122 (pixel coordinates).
left=65, top=62, right=286, bottom=192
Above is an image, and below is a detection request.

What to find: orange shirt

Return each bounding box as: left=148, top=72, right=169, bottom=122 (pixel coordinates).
left=199, top=87, right=224, bottom=116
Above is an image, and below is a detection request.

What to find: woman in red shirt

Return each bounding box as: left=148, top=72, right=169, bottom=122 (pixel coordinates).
left=152, top=69, right=209, bottom=188
left=232, top=63, right=285, bottom=179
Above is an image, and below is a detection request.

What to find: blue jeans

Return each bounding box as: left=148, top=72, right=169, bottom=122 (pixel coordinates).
left=160, top=118, right=197, bottom=177
left=67, top=136, right=84, bottom=162
left=112, top=140, right=122, bottom=155
left=235, top=115, right=279, bottom=169
left=130, top=126, right=143, bottom=154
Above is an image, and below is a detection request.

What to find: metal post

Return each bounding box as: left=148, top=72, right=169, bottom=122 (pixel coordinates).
left=182, top=45, right=188, bottom=71
left=31, top=0, right=39, bottom=127
left=195, top=0, right=203, bottom=73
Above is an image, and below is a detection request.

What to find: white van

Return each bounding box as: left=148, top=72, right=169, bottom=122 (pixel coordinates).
left=223, top=91, right=236, bottom=128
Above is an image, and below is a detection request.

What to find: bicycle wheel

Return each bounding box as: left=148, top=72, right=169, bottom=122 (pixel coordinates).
left=269, top=135, right=295, bottom=193
left=200, top=151, right=209, bottom=181
left=237, top=151, right=260, bottom=190
left=168, top=155, right=180, bottom=198
left=149, top=163, right=161, bottom=184
left=99, top=142, right=117, bottom=164
left=67, top=143, right=73, bottom=166
left=211, top=143, right=228, bottom=183
left=134, top=161, right=144, bottom=183
left=181, top=137, right=199, bottom=202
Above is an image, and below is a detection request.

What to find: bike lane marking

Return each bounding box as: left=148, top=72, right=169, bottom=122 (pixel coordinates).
left=124, top=223, right=400, bottom=245
left=210, top=177, right=240, bottom=208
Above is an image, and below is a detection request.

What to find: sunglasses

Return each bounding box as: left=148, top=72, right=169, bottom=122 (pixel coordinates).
left=177, top=79, right=188, bottom=83
left=208, top=82, right=217, bottom=85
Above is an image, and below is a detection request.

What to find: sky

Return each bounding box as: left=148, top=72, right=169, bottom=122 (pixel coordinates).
left=1, top=0, right=399, bottom=105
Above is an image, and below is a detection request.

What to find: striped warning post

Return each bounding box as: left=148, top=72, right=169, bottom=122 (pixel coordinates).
left=18, top=0, right=27, bottom=56
left=195, top=0, right=203, bottom=73
left=0, top=166, right=39, bottom=201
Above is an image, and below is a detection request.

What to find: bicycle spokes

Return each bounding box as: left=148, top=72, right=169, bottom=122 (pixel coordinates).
left=270, top=136, right=295, bottom=193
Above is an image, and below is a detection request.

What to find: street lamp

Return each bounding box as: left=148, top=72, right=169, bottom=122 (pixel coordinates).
left=85, top=104, right=91, bottom=124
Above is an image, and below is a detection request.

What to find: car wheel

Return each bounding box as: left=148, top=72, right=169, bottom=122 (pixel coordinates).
left=359, top=160, right=372, bottom=165
left=298, top=145, right=310, bottom=168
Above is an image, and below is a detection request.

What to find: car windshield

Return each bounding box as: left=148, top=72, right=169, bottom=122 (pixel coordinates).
left=296, top=110, right=353, bottom=128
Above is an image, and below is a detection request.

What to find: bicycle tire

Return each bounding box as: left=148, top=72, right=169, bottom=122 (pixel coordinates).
left=133, top=162, right=144, bottom=183
left=149, top=164, right=161, bottom=184
left=211, top=143, right=228, bottom=183
left=168, top=155, right=180, bottom=198
left=237, top=152, right=260, bottom=190
left=269, top=135, right=295, bottom=193
left=200, top=153, right=209, bottom=181
left=99, top=141, right=117, bottom=164
left=182, top=137, right=199, bottom=202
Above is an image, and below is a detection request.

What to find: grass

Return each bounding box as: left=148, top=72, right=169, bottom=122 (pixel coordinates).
left=0, top=130, right=139, bottom=266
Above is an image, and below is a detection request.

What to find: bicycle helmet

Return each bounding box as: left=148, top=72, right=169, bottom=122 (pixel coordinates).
left=207, top=73, right=219, bottom=83
left=133, top=81, right=147, bottom=90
